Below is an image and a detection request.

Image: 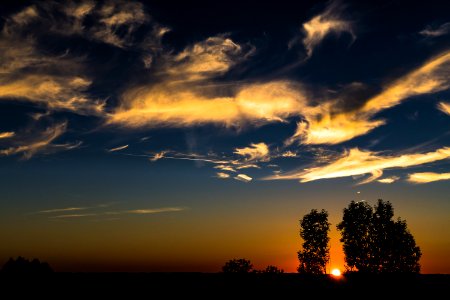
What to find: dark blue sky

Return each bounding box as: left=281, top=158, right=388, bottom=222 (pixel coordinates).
left=0, top=0, right=449, bottom=273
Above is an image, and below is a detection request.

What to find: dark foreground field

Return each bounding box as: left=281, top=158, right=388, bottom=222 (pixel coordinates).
left=1, top=273, right=449, bottom=296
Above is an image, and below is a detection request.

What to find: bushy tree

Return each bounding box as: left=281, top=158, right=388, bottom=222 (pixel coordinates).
left=222, top=258, right=253, bottom=273
left=261, top=265, right=284, bottom=274
left=1, top=256, right=53, bottom=273
left=297, top=209, right=330, bottom=274
left=337, top=199, right=421, bottom=273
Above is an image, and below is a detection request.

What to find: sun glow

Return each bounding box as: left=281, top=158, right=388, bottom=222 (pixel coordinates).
left=331, top=268, right=341, bottom=277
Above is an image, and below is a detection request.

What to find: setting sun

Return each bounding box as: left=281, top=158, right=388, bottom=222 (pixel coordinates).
left=331, top=269, right=342, bottom=277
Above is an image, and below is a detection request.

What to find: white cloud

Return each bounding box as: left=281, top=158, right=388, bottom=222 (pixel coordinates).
left=126, top=207, right=187, bottom=214
left=377, top=176, right=400, bottom=184
left=216, top=172, right=230, bottom=179
left=420, top=22, right=450, bottom=38
left=234, top=174, right=252, bottom=182
left=214, top=165, right=237, bottom=172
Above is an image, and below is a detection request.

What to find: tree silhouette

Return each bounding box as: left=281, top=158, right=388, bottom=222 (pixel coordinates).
left=222, top=258, right=253, bottom=273
left=261, top=265, right=284, bottom=274
left=337, top=199, right=421, bottom=273
left=297, top=209, right=330, bottom=274
left=1, top=256, right=53, bottom=273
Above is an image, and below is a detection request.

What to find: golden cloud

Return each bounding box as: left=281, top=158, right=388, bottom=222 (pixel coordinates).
left=216, top=172, right=230, bottom=179
left=234, top=142, right=270, bottom=161
left=234, top=174, right=252, bottom=182
left=266, top=147, right=450, bottom=184
left=108, top=81, right=306, bottom=127
left=0, top=132, right=15, bottom=139
left=0, top=122, right=79, bottom=159
left=301, top=1, right=354, bottom=57
left=290, top=50, right=450, bottom=145
left=407, top=172, right=450, bottom=183
left=438, top=102, right=450, bottom=115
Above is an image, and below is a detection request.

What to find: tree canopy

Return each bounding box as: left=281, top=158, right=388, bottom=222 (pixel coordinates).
left=222, top=258, right=253, bottom=273
left=297, top=209, right=330, bottom=274
left=337, top=199, right=421, bottom=273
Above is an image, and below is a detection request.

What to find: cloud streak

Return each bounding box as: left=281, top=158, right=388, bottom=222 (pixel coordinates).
left=266, top=147, right=450, bottom=184
left=234, top=142, right=270, bottom=161
left=0, top=132, right=15, bottom=139
left=407, top=172, right=450, bottom=183
left=420, top=22, right=450, bottom=38
left=301, top=1, right=354, bottom=57
left=0, top=122, right=79, bottom=159
left=108, top=145, right=129, bottom=152
left=438, top=102, right=450, bottom=115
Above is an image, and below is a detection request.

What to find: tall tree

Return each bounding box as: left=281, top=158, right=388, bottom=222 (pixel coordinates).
left=337, top=199, right=421, bottom=273
left=297, top=209, right=330, bottom=274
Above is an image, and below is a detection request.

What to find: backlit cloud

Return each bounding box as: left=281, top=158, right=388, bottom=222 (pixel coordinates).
left=109, top=81, right=306, bottom=128
left=266, top=147, right=450, bottom=184
left=234, top=142, right=270, bottom=161
left=0, top=122, right=79, bottom=159
left=407, top=172, right=450, bottom=183
left=108, top=145, right=129, bottom=152
left=420, top=22, right=450, bottom=38
left=0, top=132, right=15, bottom=139
left=0, top=5, right=105, bottom=115
left=289, top=50, right=450, bottom=145
left=234, top=174, right=252, bottom=182
left=301, top=1, right=354, bottom=57
left=126, top=207, right=187, bottom=214
left=216, top=172, right=230, bottom=179
left=377, top=176, right=400, bottom=184
left=438, top=102, right=450, bottom=115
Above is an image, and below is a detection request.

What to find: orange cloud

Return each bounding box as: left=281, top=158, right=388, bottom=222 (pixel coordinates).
left=301, top=1, right=354, bottom=57
left=407, top=172, right=450, bottom=183
left=266, top=147, right=450, bottom=184
left=0, top=132, right=15, bottom=139
left=438, top=102, right=450, bottom=115
left=234, top=142, right=270, bottom=161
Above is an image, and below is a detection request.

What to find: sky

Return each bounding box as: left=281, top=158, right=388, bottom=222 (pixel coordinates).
left=0, top=0, right=449, bottom=273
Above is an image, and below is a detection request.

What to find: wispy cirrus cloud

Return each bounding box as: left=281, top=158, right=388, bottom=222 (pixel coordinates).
left=234, top=142, right=270, bottom=161
left=108, top=144, right=129, bottom=152
left=297, top=0, right=354, bottom=57
left=438, top=102, right=450, bottom=115
left=420, top=22, right=450, bottom=38
left=126, top=207, right=187, bottom=214
left=407, top=172, right=450, bottom=183
left=0, top=122, right=80, bottom=159
left=0, top=132, right=15, bottom=139
left=377, top=176, right=400, bottom=184
left=216, top=172, right=230, bottom=179
left=48, top=206, right=187, bottom=219
left=266, top=147, right=450, bottom=184
left=0, top=5, right=105, bottom=115
left=289, top=50, right=450, bottom=145
left=38, top=207, right=88, bottom=214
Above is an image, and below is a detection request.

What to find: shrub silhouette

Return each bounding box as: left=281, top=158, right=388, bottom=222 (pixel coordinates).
left=1, top=256, right=53, bottom=273
left=222, top=258, right=253, bottom=273
left=261, top=265, right=284, bottom=274
left=337, top=199, right=421, bottom=273
left=297, top=209, right=330, bottom=274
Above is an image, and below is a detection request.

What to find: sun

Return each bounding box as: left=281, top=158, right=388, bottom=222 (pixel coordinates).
left=331, top=268, right=342, bottom=277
